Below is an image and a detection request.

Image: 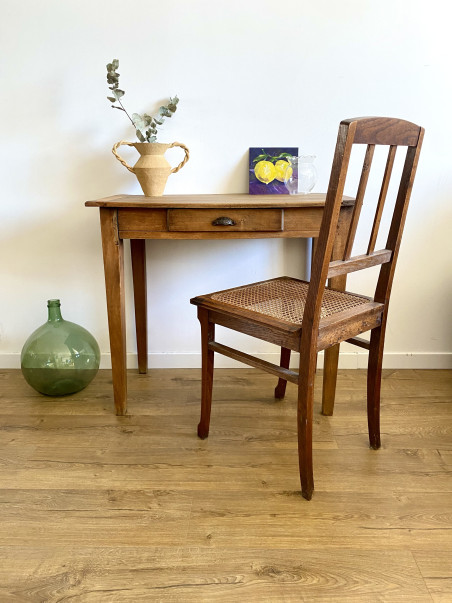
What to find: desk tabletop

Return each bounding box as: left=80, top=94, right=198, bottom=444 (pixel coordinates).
left=85, top=193, right=355, bottom=209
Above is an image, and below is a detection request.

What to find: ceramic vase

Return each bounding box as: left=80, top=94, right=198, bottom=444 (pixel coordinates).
left=112, top=141, right=189, bottom=196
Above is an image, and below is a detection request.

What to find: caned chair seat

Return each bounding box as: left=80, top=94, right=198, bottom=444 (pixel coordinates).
left=209, top=276, right=376, bottom=326
left=193, top=276, right=385, bottom=352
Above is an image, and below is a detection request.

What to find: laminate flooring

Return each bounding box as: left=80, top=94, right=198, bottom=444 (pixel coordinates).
left=0, top=368, right=451, bottom=602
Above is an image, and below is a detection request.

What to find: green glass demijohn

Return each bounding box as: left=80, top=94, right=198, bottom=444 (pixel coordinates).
left=21, top=299, right=100, bottom=396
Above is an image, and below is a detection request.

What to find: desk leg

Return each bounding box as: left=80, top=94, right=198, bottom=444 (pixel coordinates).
left=131, top=239, right=148, bottom=374
left=100, top=209, right=127, bottom=416
left=310, top=236, right=318, bottom=279
left=321, top=206, right=353, bottom=416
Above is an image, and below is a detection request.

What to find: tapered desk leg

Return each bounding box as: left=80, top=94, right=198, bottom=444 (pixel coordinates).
left=321, top=205, right=353, bottom=416
left=100, top=208, right=127, bottom=416
left=131, top=239, right=148, bottom=374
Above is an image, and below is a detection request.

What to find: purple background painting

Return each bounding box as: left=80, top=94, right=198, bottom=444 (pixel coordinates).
left=249, top=147, right=298, bottom=195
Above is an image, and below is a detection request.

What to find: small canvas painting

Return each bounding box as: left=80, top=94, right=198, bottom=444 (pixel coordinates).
left=249, top=147, right=298, bottom=195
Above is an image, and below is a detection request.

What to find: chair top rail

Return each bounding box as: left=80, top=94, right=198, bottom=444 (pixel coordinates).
left=341, top=117, right=422, bottom=146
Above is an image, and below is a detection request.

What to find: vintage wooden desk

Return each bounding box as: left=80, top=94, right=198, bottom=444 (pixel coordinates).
left=85, top=193, right=354, bottom=415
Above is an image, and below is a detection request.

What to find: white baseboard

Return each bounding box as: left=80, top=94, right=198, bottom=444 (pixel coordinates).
left=141, top=351, right=451, bottom=370
left=2, top=352, right=451, bottom=370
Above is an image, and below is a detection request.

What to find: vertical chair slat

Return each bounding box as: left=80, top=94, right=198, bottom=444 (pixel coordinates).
left=343, top=144, right=375, bottom=260
left=374, top=132, right=424, bottom=304
left=367, top=145, right=397, bottom=254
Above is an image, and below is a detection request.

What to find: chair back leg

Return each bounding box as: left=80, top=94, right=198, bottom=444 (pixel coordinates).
left=274, top=347, right=291, bottom=399
left=322, top=344, right=340, bottom=416
left=197, top=307, right=215, bottom=439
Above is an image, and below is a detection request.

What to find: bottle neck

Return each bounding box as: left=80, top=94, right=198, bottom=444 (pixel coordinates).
left=47, top=300, right=63, bottom=322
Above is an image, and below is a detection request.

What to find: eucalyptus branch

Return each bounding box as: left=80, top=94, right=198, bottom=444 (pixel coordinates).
left=106, top=59, right=179, bottom=143
left=117, top=98, right=135, bottom=128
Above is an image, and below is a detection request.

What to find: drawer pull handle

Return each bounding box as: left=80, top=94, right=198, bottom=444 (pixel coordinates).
left=212, top=216, right=236, bottom=226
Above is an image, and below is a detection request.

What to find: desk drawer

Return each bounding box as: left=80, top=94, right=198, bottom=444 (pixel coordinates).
left=168, top=209, right=283, bottom=232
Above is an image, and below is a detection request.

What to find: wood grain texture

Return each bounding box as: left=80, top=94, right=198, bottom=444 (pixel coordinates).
left=367, top=145, right=397, bottom=254
left=274, top=347, right=291, bottom=399
left=1, top=368, right=450, bottom=600
left=342, top=116, right=421, bottom=146
left=322, top=201, right=353, bottom=415
left=209, top=341, right=299, bottom=385
left=327, top=249, right=392, bottom=278
left=118, top=208, right=167, bottom=232
left=168, top=208, right=283, bottom=232
left=99, top=208, right=127, bottom=416
left=343, top=143, right=375, bottom=259
left=86, top=193, right=355, bottom=209
left=130, top=239, right=148, bottom=374
left=116, top=206, right=345, bottom=239
left=118, top=230, right=332, bottom=240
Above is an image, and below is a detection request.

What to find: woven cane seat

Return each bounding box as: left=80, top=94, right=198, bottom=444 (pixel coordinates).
left=211, top=277, right=371, bottom=325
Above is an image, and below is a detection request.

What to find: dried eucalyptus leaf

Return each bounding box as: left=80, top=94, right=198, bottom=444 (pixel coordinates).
left=132, top=115, right=147, bottom=132
left=114, top=89, right=125, bottom=99
left=107, top=96, right=116, bottom=103
left=143, top=113, right=154, bottom=126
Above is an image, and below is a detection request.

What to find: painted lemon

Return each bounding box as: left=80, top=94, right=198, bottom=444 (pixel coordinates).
left=254, top=160, right=276, bottom=184
left=274, top=160, right=292, bottom=182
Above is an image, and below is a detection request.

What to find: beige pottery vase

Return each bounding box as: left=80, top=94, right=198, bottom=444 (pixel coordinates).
left=112, top=141, right=189, bottom=196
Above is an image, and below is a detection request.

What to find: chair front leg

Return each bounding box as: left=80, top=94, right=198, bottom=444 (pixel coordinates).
left=297, top=344, right=317, bottom=500
left=367, top=318, right=387, bottom=450
left=197, top=307, right=215, bottom=439
left=274, top=347, right=291, bottom=399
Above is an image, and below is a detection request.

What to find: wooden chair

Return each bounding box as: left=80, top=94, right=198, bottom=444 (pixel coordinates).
left=190, top=117, right=424, bottom=500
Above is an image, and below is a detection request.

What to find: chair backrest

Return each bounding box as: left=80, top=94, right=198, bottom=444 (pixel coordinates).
left=306, top=117, right=424, bottom=326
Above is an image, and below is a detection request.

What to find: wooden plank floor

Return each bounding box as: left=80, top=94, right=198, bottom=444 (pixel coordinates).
left=0, top=368, right=451, bottom=602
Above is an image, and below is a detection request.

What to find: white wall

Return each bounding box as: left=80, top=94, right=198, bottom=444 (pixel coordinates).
left=1, top=0, right=451, bottom=369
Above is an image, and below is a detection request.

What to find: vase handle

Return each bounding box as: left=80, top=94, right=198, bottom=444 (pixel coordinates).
left=168, top=142, right=190, bottom=174
left=112, top=141, right=135, bottom=173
